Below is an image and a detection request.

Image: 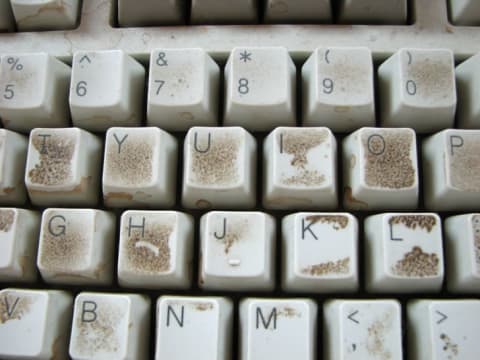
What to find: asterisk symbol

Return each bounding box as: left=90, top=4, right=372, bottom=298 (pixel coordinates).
left=240, top=50, right=252, bottom=63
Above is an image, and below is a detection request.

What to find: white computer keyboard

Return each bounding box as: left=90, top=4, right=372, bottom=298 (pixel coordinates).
left=1, top=0, right=480, bottom=359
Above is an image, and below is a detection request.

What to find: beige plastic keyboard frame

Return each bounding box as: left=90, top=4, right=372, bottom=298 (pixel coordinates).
left=0, top=0, right=478, bottom=64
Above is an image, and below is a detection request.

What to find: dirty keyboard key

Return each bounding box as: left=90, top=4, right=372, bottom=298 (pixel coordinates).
left=423, top=129, right=480, bottom=210
left=263, top=127, right=337, bottom=210
left=118, top=0, right=185, bottom=26
left=0, top=288, right=72, bottom=359
left=449, top=0, right=480, bottom=25
left=182, top=126, right=256, bottom=209
left=190, top=0, right=258, bottom=24
left=282, top=212, right=358, bottom=293
left=155, top=296, right=233, bottom=360
left=337, top=0, right=407, bottom=24
left=324, top=299, right=403, bottom=360
left=302, top=47, right=375, bottom=132
left=264, top=0, right=331, bottom=23
left=0, top=0, right=14, bottom=32
left=118, top=210, right=194, bottom=289
left=240, top=298, right=317, bottom=360
left=147, top=48, right=220, bottom=131
left=25, top=127, right=102, bottom=206
left=378, top=48, right=456, bottom=132
left=444, top=214, right=480, bottom=293
left=37, top=208, right=115, bottom=285
left=224, top=47, right=296, bottom=131
left=0, top=129, right=28, bottom=205
left=365, top=213, right=443, bottom=293
left=10, top=0, right=80, bottom=31
left=69, top=292, right=150, bottom=360
left=455, top=53, right=480, bottom=128
left=69, top=50, right=145, bottom=132
left=0, top=53, right=70, bottom=132
left=343, top=127, right=419, bottom=210
left=0, top=208, right=39, bottom=282
left=199, top=211, right=276, bottom=291
left=102, top=127, right=178, bottom=208
left=408, top=299, right=480, bottom=360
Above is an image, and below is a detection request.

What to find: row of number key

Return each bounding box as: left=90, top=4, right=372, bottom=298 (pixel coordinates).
left=2, top=46, right=480, bottom=133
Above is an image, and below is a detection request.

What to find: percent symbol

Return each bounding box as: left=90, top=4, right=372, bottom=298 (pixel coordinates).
left=7, top=57, right=23, bottom=71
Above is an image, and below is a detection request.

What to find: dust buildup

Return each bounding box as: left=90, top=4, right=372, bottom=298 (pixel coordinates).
left=305, top=214, right=349, bottom=230
left=473, top=215, right=480, bottom=273
left=29, top=134, right=75, bottom=185
left=39, top=219, right=88, bottom=273
left=363, top=131, right=415, bottom=189
left=440, top=333, right=459, bottom=358
left=126, top=223, right=172, bottom=273
left=0, top=209, right=15, bottom=232
left=0, top=294, right=32, bottom=324
left=366, top=311, right=393, bottom=360
left=278, top=307, right=300, bottom=318
left=408, top=57, right=454, bottom=102
left=194, top=302, right=213, bottom=311
left=190, top=133, right=240, bottom=185
left=105, top=137, right=153, bottom=186
left=389, top=215, right=436, bottom=232
left=74, top=301, right=123, bottom=356
left=450, top=137, right=480, bottom=192
left=392, top=246, right=439, bottom=277
left=302, top=257, right=350, bottom=276
left=280, top=129, right=327, bottom=186
left=217, top=219, right=248, bottom=254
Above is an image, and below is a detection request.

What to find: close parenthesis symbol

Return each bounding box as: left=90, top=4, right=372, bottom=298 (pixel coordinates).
left=407, top=51, right=412, bottom=65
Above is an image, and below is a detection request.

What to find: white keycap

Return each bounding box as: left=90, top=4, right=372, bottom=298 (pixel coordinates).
left=118, top=0, right=184, bottom=26
left=191, top=0, right=257, bottom=24
left=408, top=300, right=480, bottom=360
left=147, top=48, right=220, bottom=131
left=365, top=213, right=444, bottom=293
left=282, top=212, right=358, bottom=292
left=0, top=53, right=70, bottom=132
left=423, top=129, right=480, bottom=210
left=337, top=0, right=407, bottom=24
left=302, top=47, right=375, bottom=132
left=182, top=126, right=256, bottom=209
left=0, top=0, right=14, bottom=31
left=199, top=211, right=275, bottom=291
left=25, top=127, right=102, bottom=206
left=10, top=0, right=80, bottom=31
left=264, top=0, right=331, bottom=23
left=455, top=53, right=480, bottom=128
left=378, top=48, right=456, bottom=132
left=224, top=47, right=296, bottom=131
left=69, top=292, right=150, bottom=360
left=445, top=214, right=480, bottom=293
left=449, top=0, right=480, bottom=25
left=343, top=127, right=419, bottom=210
left=324, top=299, right=402, bottom=360
left=69, top=50, right=145, bottom=131
left=0, top=288, right=72, bottom=359
left=118, top=210, right=194, bottom=289
left=263, top=127, right=337, bottom=209
left=37, top=208, right=115, bottom=285
left=103, top=127, right=178, bottom=208
left=0, top=129, right=28, bottom=204
left=155, top=296, right=233, bottom=360
left=0, top=209, right=39, bottom=282
left=240, top=298, right=317, bottom=360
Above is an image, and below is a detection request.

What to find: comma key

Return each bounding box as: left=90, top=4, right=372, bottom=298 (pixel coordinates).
left=423, top=129, right=480, bottom=210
